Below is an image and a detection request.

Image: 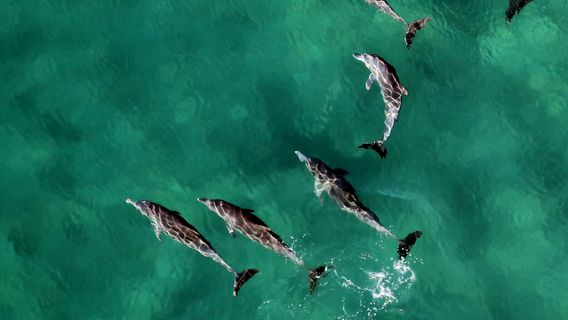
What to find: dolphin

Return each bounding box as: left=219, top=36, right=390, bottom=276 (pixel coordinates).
left=126, top=199, right=258, bottom=296
left=197, top=198, right=328, bottom=293
left=506, top=0, right=534, bottom=23
left=295, top=151, right=422, bottom=259
left=365, top=0, right=406, bottom=25
left=353, top=53, right=408, bottom=158
left=405, top=17, right=431, bottom=48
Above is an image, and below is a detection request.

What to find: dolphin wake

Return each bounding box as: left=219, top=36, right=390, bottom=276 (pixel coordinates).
left=333, top=259, right=417, bottom=317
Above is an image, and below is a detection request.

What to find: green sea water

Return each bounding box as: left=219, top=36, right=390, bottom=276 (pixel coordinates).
left=2, top=0, right=568, bottom=319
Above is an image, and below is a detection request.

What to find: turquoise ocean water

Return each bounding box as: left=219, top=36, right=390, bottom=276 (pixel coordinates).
left=1, top=0, right=568, bottom=319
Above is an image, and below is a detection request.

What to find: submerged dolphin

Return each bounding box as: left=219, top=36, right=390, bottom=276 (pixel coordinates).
left=197, top=198, right=328, bottom=292
left=506, top=0, right=534, bottom=22
left=295, top=151, right=422, bottom=259
left=365, top=0, right=406, bottom=25
left=126, top=199, right=258, bottom=296
left=405, top=17, right=431, bottom=48
left=353, top=53, right=408, bottom=158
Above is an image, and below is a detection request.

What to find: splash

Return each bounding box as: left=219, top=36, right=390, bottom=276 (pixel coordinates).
left=368, top=271, right=398, bottom=306
left=332, top=258, right=417, bottom=316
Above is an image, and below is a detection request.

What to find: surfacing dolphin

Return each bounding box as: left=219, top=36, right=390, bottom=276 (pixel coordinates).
left=506, top=0, right=534, bottom=23
left=365, top=0, right=406, bottom=25
left=197, top=198, right=328, bottom=293
left=126, top=199, right=258, bottom=296
left=405, top=17, right=431, bottom=48
left=295, top=151, right=422, bottom=259
left=353, top=53, right=408, bottom=158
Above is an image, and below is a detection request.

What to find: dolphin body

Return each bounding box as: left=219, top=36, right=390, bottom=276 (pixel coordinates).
left=365, top=0, right=406, bottom=25
left=353, top=53, right=408, bottom=158
left=197, top=198, right=328, bottom=292
left=506, top=0, right=534, bottom=23
left=126, top=199, right=258, bottom=296
left=295, top=151, right=422, bottom=259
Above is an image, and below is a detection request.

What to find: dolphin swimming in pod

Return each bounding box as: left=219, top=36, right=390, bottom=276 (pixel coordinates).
left=405, top=17, right=431, bottom=48
left=365, top=0, right=406, bottom=25
left=295, top=151, right=422, bottom=259
left=197, top=198, right=328, bottom=293
left=125, top=199, right=258, bottom=296
left=294, top=151, right=396, bottom=238
left=506, top=0, right=534, bottom=23
left=353, top=53, right=408, bottom=158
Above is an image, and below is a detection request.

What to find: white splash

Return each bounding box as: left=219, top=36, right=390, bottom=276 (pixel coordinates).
left=332, top=258, right=417, bottom=315
left=368, top=271, right=398, bottom=307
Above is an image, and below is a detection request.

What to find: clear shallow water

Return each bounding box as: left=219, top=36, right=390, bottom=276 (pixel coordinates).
left=1, top=0, right=568, bottom=319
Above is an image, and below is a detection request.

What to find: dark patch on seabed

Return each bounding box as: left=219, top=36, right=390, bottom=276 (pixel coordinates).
left=62, top=214, right=89, bottom=246
left=8, top=226, right=39, bottom=258
left=36, top=155, right=78, bottom=199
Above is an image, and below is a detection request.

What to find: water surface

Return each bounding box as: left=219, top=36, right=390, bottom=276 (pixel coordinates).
left=1, top=0, right=567, bottom=319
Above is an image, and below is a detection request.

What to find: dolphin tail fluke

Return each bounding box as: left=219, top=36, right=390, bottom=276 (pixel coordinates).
left=308, top=265, right=329, bottom=294
left=397, top=231, right=423, bottom=259
left=405, top=17, right=431, bottom=49
left=404, top=27, right=415, bottom=49
left=233, top=269, right=259, bottom=296
left=358, top=141, right=387, bottom=158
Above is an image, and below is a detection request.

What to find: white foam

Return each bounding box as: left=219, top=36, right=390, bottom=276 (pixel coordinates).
left=332, top=259, right=417, bottom=314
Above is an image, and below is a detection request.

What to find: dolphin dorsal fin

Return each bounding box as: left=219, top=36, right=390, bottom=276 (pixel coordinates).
left=365, top=73, right=375, bottom=90
left=333, top=168, right=349, bottom=176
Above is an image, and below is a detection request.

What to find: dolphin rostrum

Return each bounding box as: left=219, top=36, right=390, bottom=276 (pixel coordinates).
left=506, top=0, right=534, bottom=23
left=353, top=53, right=408, bottom=158
left=365, top=0, right=406, bottom=25
left=295, top=151, right=422, bottom=259
left=197, top=198, right=328, bottom=293
left=405, top=17, right=431, bottom=48
left=126, top=199, right=258, bottom=296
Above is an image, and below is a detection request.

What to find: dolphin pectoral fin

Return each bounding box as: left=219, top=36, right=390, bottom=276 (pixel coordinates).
left=365, top=74, right=374, bottom=90
left=151, top=221, right=162, bottom=241
left=314, top=182, right=326, bottom=202
left=225, top=223, right=236, bottom=239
